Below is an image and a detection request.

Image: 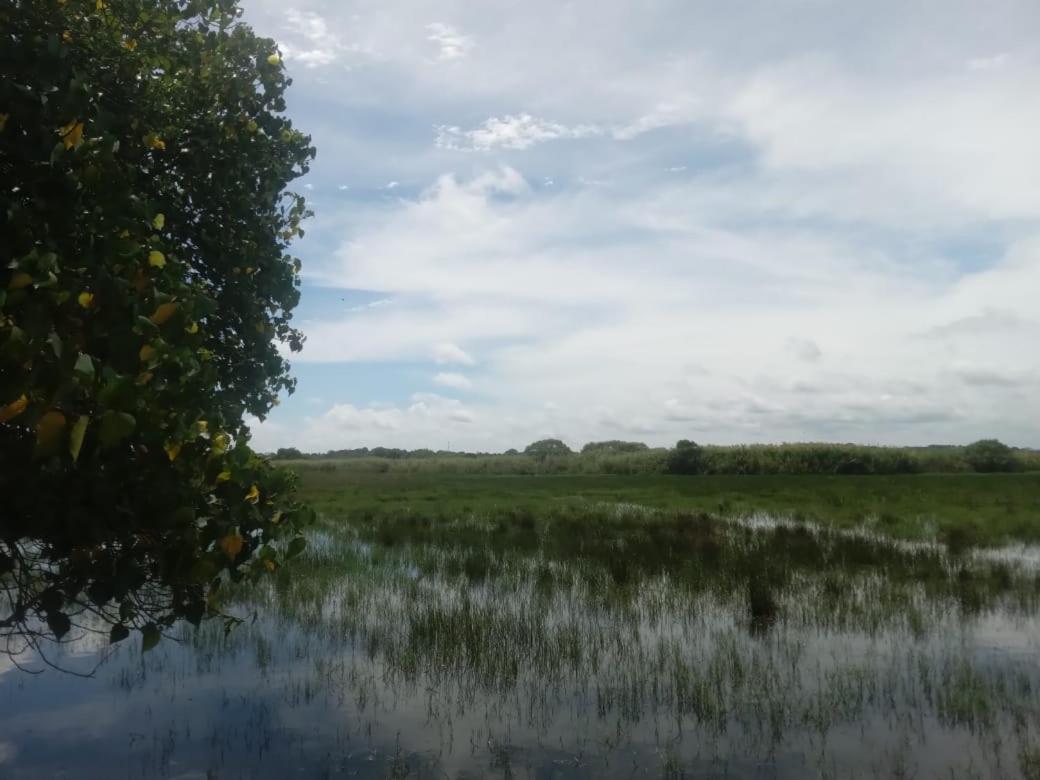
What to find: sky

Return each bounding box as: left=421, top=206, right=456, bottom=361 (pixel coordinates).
left=239, top=0, right=1040, bottom=453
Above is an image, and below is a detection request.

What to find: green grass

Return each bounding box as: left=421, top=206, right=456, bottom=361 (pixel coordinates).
left=292, top=469, right=1040, bottom=546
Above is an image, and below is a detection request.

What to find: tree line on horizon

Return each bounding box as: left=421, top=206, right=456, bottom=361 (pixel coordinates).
left=273, top=437, right=1036, bottom=476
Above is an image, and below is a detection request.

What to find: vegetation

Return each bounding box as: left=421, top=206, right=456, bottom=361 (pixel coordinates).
left=523, top=437, right=574, bottom=459
left=292, top=468, right=1040, bottom=546
left=964, top=438, right=1017, bottom=473
left=8, top=482, right=1040, bottom=776
left=0, top=0, right=312, bottom=657
left=275, top=439, right=1040, bottom=476
left=666, top=438, right=703, bottom=474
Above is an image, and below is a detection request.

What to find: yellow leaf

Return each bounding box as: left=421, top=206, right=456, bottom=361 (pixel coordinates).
left=59, top=120, right=84, bottom=150
left=152, top=213, right=165, bottom=230
left=211, top=433, right=229, bottom=455
left=215, top=470, right=231, bottom=482
left=69, top=415, right=89, bottom=462
left=0, top=113, right=8, bottom=132
left=150, top=302, right=178, bottom=325
left=77, top=291, right=94, bottom=308
left=219, top=534, right=244, bottom=560
left=0, top=395, right=28, bottom=423
left=148, top=250, right=165, bottom=268
left=61, top=31, right=72, bottom=43
left=244, top=484, right=260, bottom=504
left=135, top=371, right=153, bottom=385
left=266, top=53, right=281, bottom=66
left=36, top=410, right=66, bottom=454
left=196, top=420, right=208, bottom=434
left=95, top=0, right=106, bottom=9
left=264, top=559, right=277, bottom=572
left=123, top=38, right=137, bottom=50
left=147, top=135, right=166, bottom=151
left=185, top=322, right=199, bottom=335
left=164, top=441, right=181, bottom=461
left=139, top=344, right=157, bottom=362
left=119, top=229, right=131, bottom=238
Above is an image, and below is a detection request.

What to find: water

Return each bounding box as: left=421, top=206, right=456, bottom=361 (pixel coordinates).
left=2, top=508, right=1040, bottom=778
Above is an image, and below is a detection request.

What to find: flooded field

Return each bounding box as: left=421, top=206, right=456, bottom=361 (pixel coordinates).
left=3, top=504, right=1040, bottom=779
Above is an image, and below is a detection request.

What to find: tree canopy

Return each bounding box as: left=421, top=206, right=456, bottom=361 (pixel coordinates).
left=963, top=439, right=1016, bottom=473
left=523, top=438, right=574, bottom=459
left=0, top=0, right=314, bottom=660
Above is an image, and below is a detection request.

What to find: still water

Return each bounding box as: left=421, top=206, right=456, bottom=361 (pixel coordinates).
left=2, top=508, right=1040, bottom=778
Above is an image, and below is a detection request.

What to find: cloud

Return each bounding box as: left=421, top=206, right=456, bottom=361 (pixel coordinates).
left=433, top=372, right=473, bottom=390
left=279, top=10, right=344, bottom=68
left=432, top=342, right=475, bottom=366
left=426, top=22, right=473, bottom=62
left=788, top=338, right=822, bottom=363
left=240, top=0, right=1040, bottom=450
left=261, top=393, right=478, bottom=451
left=436, top=114, right=604, bottom=151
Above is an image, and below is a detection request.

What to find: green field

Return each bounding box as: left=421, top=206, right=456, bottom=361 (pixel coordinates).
left=292, top=466, right=1040, bottom=547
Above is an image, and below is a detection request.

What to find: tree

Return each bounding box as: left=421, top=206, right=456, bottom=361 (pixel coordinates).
left=0, top=0, right=314, bottom=661
left=666, top=440, right=703, bottom=475
left=274, top=447, right=304, bottom=460
left=524, top=438, right=573, bottom=459
left=963, top=439, right=1016, bottom=473
left=581, top=440, right=649, bottom=455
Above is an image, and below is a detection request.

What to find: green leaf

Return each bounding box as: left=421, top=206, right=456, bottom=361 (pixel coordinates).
left=47, top=611, right=72, bottom=640
left=99, top=411, right=136, bottom=448
left=69, top=415, right=89, bottom=462
left=286, top=535, right=306, bottom=559
left=141, top=624, right=161, bottom=653
left=109, top=624, right=130, bottom=644
left=47, top=331, right=62, bottom=358
left=73, top=352, right=95, bottom=380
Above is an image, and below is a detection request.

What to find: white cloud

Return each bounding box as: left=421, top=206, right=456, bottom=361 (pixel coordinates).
left=426, top=22, right=473, bottom=62
left=280, top=10, right=344, bottom=68
left=241, top=0, right=1040, bottom=449
left=266, top=394, right=478, bottom=451
left=788, top=338, right=823, bottom=363
left=432, top=342, right=475, bottom=366
left=433, top=372, right=473, bottom=390
left=436, top=114, right=604, bottom=151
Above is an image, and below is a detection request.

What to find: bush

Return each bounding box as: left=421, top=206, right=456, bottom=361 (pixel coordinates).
left=964, top=439, right=1017, bottom=473
left=666, top=440, right=703, bottom=474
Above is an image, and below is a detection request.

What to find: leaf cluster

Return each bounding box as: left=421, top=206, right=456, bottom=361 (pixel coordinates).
left=0, top=0, right=315, bottom=658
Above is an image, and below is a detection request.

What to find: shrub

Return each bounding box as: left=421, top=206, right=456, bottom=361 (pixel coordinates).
left=964, top=439, right=1017, bottom=473
left=666, top=440, right=703, bottom=474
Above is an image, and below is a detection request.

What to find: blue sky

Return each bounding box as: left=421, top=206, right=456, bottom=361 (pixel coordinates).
left=240, top=0, right=1040, bottom=452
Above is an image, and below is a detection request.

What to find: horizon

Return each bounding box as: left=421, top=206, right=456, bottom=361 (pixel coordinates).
left=239, top=0, right=1040, bottom=452
left=267, top=438, right=1038, bottom=457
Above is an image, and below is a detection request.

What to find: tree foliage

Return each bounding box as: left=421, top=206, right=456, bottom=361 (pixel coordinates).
left=581, top=440, right=649, bottom=455
left=0, top=0, right=315, bottom=659
left=963, top=439, right=1016, bottom=473
left=523, top=438, right=574, bottom=459
left=665, top=439, right=703, bottom=474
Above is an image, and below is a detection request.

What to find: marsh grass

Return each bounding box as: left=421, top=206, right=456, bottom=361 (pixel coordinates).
left=2, top=478, right=1040, bottom=778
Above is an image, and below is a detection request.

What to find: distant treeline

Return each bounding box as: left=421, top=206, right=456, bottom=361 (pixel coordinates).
left=272, top=438, right=1039, bottom=476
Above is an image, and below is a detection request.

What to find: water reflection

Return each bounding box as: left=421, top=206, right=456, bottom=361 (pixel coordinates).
left=2, top=508, right=1040, bottom=778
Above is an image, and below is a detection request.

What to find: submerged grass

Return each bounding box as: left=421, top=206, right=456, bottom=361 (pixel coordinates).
left=4, top=471, right=1040, bottom=778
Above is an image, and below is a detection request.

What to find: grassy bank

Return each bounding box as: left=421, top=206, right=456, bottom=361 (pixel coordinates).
left=290, top=468, right=1040, bottom=547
